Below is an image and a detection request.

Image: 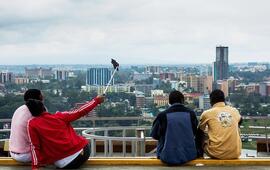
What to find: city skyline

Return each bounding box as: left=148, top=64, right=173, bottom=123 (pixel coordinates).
left=0, top=0, right=270, bottom=64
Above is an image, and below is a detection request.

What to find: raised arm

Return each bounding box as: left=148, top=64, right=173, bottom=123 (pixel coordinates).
left=59, top=95, right=104, bottom=123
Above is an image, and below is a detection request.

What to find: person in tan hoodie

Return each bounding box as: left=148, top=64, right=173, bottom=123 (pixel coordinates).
left=198, top=89, right=242, bottom=159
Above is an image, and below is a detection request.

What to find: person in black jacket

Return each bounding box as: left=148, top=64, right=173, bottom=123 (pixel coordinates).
left=151, top=90, right=198, bottom=165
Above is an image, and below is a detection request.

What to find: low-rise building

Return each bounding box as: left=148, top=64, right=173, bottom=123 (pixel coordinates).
left=259, top=82, right=270, bottom=96
left=184, top=93, right=202, bottom=104
left=133, top=73, right=152, bottom=81
left=83, top=84, right=133, bottom=95
left=236, top=83, right=260, bottom=94
left=160, top=73, right=175, bottom=81
left=15, top=77, right=29, bottom=84
left=25, top=67, right=53, bottom=79
left=151, top=90, right=164, bottom=97
left=154, top=95, right=169, bottom=107
left=135, top=91, right=145, bottom=108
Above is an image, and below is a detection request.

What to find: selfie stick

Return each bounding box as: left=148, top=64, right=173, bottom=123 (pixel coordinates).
left=103, top=67, right=118, bottom=94
left=103, top=59, right=119, bottom=95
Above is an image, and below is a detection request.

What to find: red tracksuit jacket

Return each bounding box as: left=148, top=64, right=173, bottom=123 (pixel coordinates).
left=27, top=97, right=102, bottom=169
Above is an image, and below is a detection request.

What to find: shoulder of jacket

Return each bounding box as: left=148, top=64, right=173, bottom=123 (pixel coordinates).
left=27, top=117, right=37, bottom=127
left=156, top=108, right=171, bottom=119
left=14, top=104, right=27, bottom=113
left=183, top=106, right=195, bottom=113
left=227, top=106, right=240, bottom=114
left=201, top=108, right=214, bottom=117
left=157, top=111, right=166, bottom=118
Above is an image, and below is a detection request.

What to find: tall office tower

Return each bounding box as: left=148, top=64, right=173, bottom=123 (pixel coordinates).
left=213, top=46, right=229, bottom=81
left=86, top=68, right=113, bottom=86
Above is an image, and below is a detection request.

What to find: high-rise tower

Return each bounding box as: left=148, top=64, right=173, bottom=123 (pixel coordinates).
left=86, top=68, right=113, bottom=86
left=213, top=46, right=229, bottom=81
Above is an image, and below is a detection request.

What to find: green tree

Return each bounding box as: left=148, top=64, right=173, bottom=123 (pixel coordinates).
left=156, top=81, right=172, bottom=93
left=0, top=94, right=23, bottom=118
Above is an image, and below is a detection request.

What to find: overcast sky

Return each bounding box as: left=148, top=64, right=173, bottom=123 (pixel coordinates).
left=0, top=0, right=269, bottom=65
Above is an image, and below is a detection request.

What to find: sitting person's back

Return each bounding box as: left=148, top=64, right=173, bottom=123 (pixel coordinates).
left=26, top=96, right=104, bottom=169
left=151, top=90, right=198, bottom=165
left=198, top=89, right=242, bottom=159
left=9, top=89, right=44, bottom=163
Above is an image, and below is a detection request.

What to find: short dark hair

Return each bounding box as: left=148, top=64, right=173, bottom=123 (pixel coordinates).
left=25, top=99, right=45, bottom=117
left=24, top=89, right=42, bottom=101
left=169, top=90, right=184, bottom=105
left=210, top=89, right=225, bottom=106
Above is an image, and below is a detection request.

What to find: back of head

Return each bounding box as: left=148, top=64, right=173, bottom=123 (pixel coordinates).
left=24, top=89, right=42, bottom=101
left=169, top=90, right=184, bottom=105
left=210, top=89, right=225, bottom=106
left=26, top=99, right=45, bottom=117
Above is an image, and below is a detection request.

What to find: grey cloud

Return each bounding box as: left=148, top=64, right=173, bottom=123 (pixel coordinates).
left=0, top=0, right=269, bottom=64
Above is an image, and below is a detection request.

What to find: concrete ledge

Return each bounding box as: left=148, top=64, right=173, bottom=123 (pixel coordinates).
left=0, top=157, right=27, bottom=166
left=1, top=157, right=270, bottom=166
left=86, top=157, right=270, bottom=166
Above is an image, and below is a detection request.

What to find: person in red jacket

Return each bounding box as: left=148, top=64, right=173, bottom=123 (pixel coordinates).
left=26, top=95, right=104, bottom=169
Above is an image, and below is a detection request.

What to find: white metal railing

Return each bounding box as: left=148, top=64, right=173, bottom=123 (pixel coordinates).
left=81, top=125, right=270, bottom=157
left=1, top=115, right=270, bottom=123
left=0, top=129, right=10, bottom=142
left=1, top=116, right=270, bottom=156
left=0, top=127, right=153, bottom=156
left=82, top=126, right=152, bottom=157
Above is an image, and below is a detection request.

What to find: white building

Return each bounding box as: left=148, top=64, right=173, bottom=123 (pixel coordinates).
left=83, top=84, right=133, bottom=95
left=199, top=94, right=211, bottom=110
left=55, top=70, right=69, bottom=81
left=133, top=73, right=152, bottom=81
left=151, top=90, right=164, bottom=97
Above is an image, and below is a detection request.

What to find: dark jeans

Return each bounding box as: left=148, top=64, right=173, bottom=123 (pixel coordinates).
left=61, top=143, right=90, bottom=169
